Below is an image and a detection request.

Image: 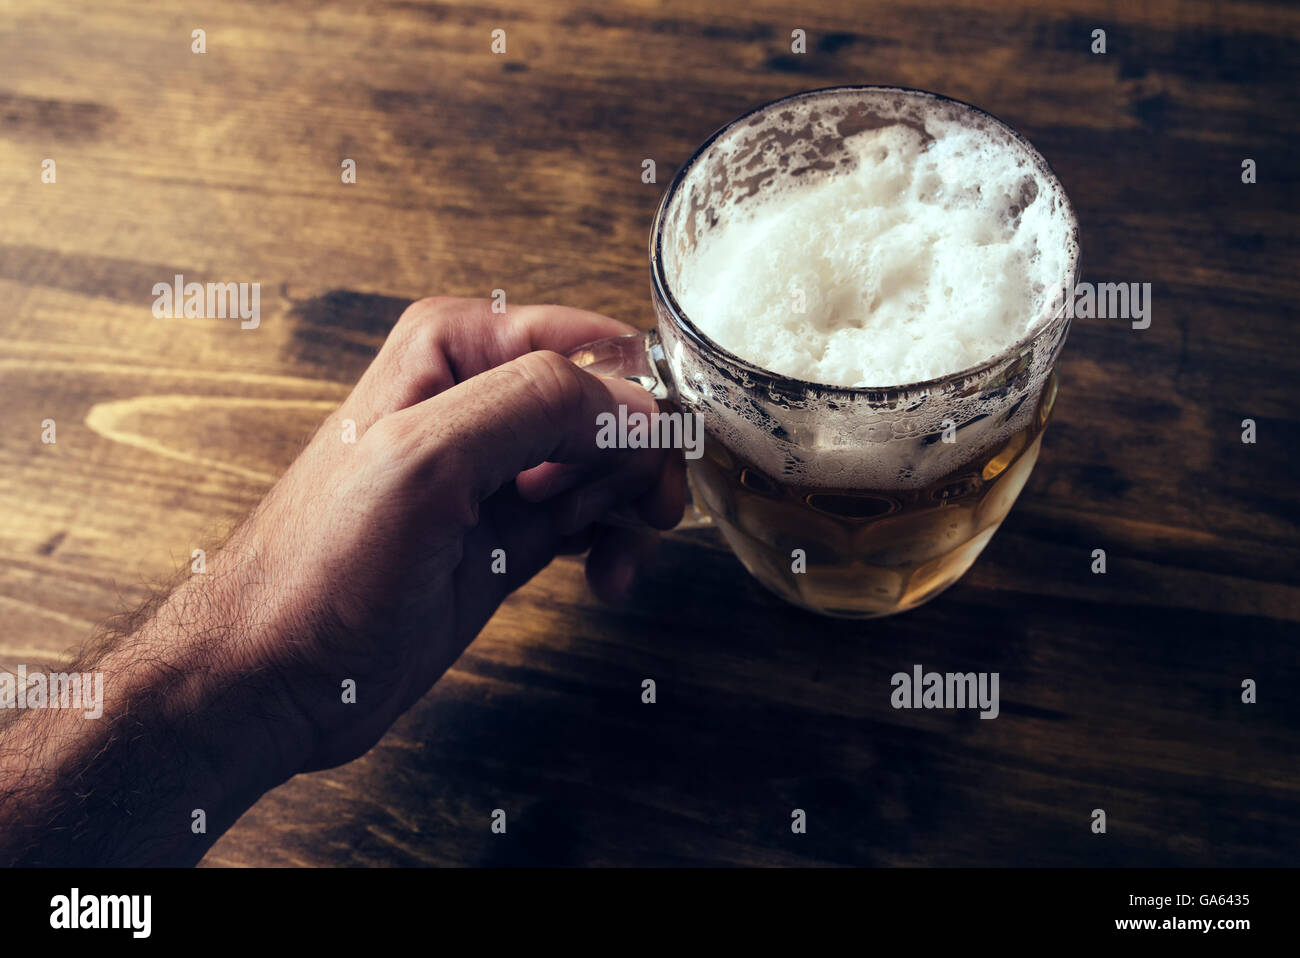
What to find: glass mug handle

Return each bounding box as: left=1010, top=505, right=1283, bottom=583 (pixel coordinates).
left=566, top=332, right=712, bottom=529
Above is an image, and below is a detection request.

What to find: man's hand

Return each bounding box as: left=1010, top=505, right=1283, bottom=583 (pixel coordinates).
left=233, top=296, right=683, bottom=769
left=0, top=297, right=684, bottom=864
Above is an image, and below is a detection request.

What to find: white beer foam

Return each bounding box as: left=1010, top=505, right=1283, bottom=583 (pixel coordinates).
left=674, top=107, right=1074, bottom=387
left=660, top=90, right=1077, bottom=490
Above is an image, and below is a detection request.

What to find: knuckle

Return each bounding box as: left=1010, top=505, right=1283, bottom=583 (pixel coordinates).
left=396, top=295, right=457, bottom=328
left=392, top=297, right=478, bottom=356
left=506, top=350, right=588, bottom=423
left=394, top=300, right=451, bottom=351
left=380, top=298, right=473, bottom=400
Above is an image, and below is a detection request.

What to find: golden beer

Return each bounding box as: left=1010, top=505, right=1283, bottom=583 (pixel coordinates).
left=687, top=371, right=1056, bottom=617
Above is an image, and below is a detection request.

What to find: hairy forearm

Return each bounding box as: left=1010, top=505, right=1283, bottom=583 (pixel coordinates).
left=0, top=566, right=311, bottom=866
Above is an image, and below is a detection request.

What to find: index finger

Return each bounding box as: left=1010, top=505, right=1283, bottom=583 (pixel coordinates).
left=352, top=297, right=642, bottom=422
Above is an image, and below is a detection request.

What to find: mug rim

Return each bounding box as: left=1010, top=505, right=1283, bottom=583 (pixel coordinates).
left=648, top=84, right=1082, bottom=398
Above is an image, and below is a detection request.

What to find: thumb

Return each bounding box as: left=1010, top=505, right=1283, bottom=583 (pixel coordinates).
left=388, top=349, right=667, bottom=510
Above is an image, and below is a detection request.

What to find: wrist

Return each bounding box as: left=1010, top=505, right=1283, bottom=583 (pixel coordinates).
left=125, top=561, right=318, bottom=797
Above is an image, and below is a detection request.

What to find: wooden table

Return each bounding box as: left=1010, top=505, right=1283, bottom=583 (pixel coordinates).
left=2, top=0, right=1296, bottom=866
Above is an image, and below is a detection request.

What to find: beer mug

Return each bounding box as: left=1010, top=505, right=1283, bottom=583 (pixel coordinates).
left=571, top=86, right=1080, bottom=618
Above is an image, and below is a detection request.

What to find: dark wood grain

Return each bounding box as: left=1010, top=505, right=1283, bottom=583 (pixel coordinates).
left=1, top=0, right=1296, bottom=866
